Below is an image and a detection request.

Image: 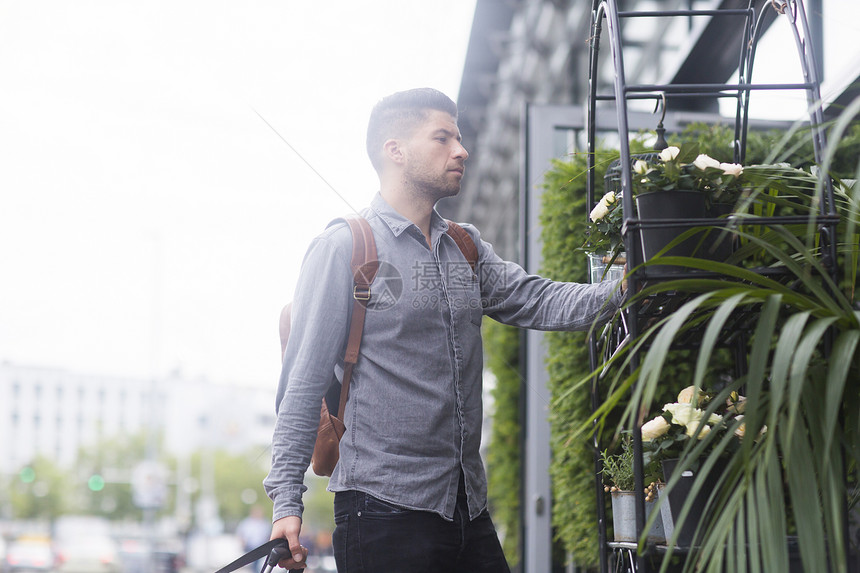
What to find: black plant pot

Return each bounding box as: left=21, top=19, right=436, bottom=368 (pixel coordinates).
left=636, top=190, right=707, bottom=273
left=660, top=458, right=721, bottom=548
left=700, top=203, right=735, bottom=263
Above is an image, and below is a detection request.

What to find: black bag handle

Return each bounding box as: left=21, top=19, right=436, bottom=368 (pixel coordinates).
left=213, top=539, right=301, bottom=573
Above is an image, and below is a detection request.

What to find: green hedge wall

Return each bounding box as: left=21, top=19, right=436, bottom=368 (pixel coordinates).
left=539, top=151, right=605, bottom=566
left=483, top=319, right=522, bottom=565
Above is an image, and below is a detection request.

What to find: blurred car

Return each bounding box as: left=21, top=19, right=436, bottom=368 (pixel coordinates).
left=116, top=537, right=149, bottom=573
left=116, top=536, right=183, bottom=573
left=5, top=537, right=53, bottom=573
left=52, top=517, right=110, bottom=541
left=54, top=536, right=120, bottom=573
left=151, top=538, right=184, bottom=573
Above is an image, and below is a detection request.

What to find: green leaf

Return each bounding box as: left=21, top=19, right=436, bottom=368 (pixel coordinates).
left=766, top=311, right=809, bottom=434
left=676, top=142, right=701, bottom=164
left=784, top=317, right=837, bottom=461
left=822, top=331, right=860, bottom=457
left=693, top=293, right=747, bottom=386
left=782, top=420, right=828, bottom=572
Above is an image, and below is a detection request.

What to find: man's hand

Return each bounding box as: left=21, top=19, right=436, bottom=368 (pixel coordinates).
left=270, top=516, right=308, bottom=570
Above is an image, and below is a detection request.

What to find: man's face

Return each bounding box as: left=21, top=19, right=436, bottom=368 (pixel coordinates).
left=400, top=109, right=469, bottom=201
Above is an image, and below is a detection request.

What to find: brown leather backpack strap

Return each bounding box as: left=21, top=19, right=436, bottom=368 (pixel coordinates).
left=445, top=220, right=479, bottom=273
left=337, top=215, right=379, bottom=420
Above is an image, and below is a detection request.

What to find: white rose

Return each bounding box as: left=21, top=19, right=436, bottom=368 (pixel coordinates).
left=589, top=192, right=616, bottom=222
left=633, top=160, right=650, bottom=175
left=659, top=146, right=680, bottom=162
left=641, top=416, right=670, bottom=441
left=676, top=385, right=701, bottom=404
left=694, top=154, right=721, bottom=171
left=663, top=402, right=721, bottom=429
left=589, top=201, right=609, bottom=222
left=685, top=422, right=711, bottom=439
left=601, top=191, right=616, bottom=205
left=720, top=162, right=743, bottom=177
left=663, top=402, right=699, bottom=426
left=734, top=416, right=767, bottom=440
left=734, top=416, right=746, bottom=439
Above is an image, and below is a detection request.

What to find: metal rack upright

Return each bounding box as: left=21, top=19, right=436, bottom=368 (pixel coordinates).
left=584, top=1, right=838, bottom=572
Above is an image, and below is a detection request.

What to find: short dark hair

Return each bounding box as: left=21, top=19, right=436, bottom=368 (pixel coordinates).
left=366, top=88, right=459, bottom=173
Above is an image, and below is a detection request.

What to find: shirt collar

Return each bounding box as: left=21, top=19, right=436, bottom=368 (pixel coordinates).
left=370, top=192, right=449, bottom=239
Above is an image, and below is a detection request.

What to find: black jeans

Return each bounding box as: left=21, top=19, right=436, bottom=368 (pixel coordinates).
left=332, top=481, right=510, bottom=572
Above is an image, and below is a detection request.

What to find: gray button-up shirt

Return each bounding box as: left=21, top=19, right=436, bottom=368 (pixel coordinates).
left=264, top=193, right=623, bottom=522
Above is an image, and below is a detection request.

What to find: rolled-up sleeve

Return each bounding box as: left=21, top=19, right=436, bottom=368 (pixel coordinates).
left=264, top=232, right=352, bottom=521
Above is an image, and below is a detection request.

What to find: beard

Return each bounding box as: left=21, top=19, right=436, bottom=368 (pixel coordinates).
left=403, top=163, right=463, bottom=204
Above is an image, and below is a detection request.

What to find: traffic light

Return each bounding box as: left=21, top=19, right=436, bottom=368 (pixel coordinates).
left=87, top=474, right=105, bottom=492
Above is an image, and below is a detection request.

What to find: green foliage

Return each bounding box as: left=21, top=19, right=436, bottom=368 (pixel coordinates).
left=3, top=432, right=277, bottom=533
left=585, top=113, right=860, bottom=571
left=539, top=149, right=604, bottom=567
left=600, top=438, right=636, bottom=491
left=673, top=120, right=860, bottom=178
left=302, top=474, right=335, bottom=535
left=669, top=123, right=736, bottom=162
left=484, top=118, right=859, bottom=569
left=5, top=456, right=71, bottom=520
left=203, top=448, right=271, bottom=529
left=540, top=139, right=713, bottom=567
left=483, top=318, right=522, bottom=566
left=75, top=433, right=152, bottom=519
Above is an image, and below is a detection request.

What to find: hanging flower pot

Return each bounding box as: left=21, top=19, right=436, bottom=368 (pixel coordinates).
left=635, top=190, right=707, bottom=271
left=629, top=145, right=746, bottom=271
left=701, top=203, right=736, bottom=263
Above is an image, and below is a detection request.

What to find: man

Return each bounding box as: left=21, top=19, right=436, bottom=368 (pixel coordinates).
left=265, top=88, right=624, bottom=572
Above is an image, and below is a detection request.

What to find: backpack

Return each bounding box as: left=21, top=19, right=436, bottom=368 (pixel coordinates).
left=278, top=215, right=478, bottom=476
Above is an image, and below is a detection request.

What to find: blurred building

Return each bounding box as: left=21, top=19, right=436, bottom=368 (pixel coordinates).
left=440, top=0, right=856, bottom=260
left=0, top=362, right=276, bottom=475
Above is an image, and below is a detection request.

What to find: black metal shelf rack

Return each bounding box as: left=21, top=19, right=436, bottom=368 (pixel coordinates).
left=583, top=1, right=837, bottom=572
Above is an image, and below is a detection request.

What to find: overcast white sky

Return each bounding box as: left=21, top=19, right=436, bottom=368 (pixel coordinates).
left=2, top=1, right=858, bottom=390
left=0, top=1, right=476, bottom=387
